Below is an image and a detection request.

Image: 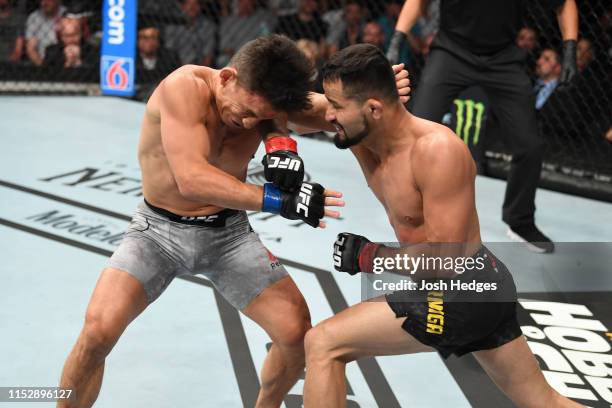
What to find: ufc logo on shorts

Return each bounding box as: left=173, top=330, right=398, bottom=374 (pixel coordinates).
left=181, top=215, right=219, bottom=222
left=268, top=156, right=301, bottom=171
left=296, top=183, right=312, bottom=217
left=333, top=236, right=345, bottom=267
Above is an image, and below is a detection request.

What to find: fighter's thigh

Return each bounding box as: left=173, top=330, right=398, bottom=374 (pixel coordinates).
left=473, top=335, right=554, bottom=405
left=85, top=267, right=149, bottom=338
left=307, top=299, right=433, bottom=362
left=243, top=276, right=311, bottom=345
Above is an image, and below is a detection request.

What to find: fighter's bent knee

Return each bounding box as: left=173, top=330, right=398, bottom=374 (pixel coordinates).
left=305, top=321, right=349, bottom=363
left=274, top=309, right=311, bottom=349
left=80, top=312, right=125, bottom=357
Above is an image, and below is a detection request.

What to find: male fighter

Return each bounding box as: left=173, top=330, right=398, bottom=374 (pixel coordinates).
left=302, top=44, right=581, bottom=407
left=57, top=35, right=345, bottom=408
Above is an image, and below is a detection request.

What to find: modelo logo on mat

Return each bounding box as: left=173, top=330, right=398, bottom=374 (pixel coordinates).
left=100, top=0, right=137, bottom=96
left=518, top=293, right=612, bottom=407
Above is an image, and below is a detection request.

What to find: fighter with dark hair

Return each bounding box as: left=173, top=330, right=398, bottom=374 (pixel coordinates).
left=57, top=35, right=410, bottom=408
left=302, top=44, right=581, bottom=408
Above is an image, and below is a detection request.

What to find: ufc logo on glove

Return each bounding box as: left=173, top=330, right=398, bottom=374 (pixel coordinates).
left=268, top=156, right=302, bottom=171
left=296, top=183, right=313, bottom=216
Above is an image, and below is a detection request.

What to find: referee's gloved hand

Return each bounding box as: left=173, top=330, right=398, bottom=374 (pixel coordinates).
left=333, top=233, right=380, bottom=275
left=560, top=39, right=577, bottom=85
left=386, top=30, right=406, bottom=65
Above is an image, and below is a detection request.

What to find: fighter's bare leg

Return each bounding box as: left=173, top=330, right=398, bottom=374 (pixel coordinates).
left=303, top=298, right=433, bottom=408
left=243, top=276, right=312, bottom=408
left=57, top=268, right=149, bottom=408
left=474, top=336, right=583, bottom=407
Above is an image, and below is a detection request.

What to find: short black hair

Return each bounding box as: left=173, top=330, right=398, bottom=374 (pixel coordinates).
left=321, top=43, right=398, bottom=103
left=229, top=34, right=313, bottom=113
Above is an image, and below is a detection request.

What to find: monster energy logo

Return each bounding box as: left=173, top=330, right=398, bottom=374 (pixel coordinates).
left=453, top=99, right=485, bottom=145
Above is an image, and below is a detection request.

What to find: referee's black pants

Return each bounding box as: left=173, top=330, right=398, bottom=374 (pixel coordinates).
left=412, top=33, right=543, bottom=227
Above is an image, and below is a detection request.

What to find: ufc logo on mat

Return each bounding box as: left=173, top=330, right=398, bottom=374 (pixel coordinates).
left=268, top=156, right=301, bottom=171
left=296, top=183, right=312, bottom=217
left=333, top=236, right=345, bottom=267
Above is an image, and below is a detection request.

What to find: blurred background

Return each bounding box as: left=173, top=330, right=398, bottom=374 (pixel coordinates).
left=1, top=0, right=610, bottom=201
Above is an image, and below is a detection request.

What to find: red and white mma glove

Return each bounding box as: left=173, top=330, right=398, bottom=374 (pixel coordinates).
left=333, top=233, right=380, bottom=275
left=262, top=136, right=305, bottom=192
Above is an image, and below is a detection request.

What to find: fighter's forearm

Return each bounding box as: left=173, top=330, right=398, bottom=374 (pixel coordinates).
left=288, top=92, right=336, bottom=134
left=178, top=164, right=264, bottom=211
left=395, top=0, right=425, bottom=35
left=557, top=0, right=578, bottom=41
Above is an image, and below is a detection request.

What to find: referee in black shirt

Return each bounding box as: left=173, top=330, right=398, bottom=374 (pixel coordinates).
left=387, top=0, right=579, bottom=253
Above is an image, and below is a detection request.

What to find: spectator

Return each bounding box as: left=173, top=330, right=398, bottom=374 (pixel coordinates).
left=362, top=21, right=385, bottom=50
left=295, top=38, right=323, bottom=92
left=516, top=27, right=538, bottom=53
left=576, top=38, right=594, bottom=74
left=165, top=0, right=216, bottom=66
left=0, top=0, right=25, bottom=62
left=217, top=0, right=274, bottom=67
left=25, top=0, right=66, bottom=66
left=43, top=17, right=97, bottom=69
left=377, top=0, right=416, bottom=63
left=328, top=0, right=365, bottom=54
left=534, top=49, right=561, bottom=109
left=606, top=127, right=612, bottom=143
left=137, top=22, right=181, bottom=84
left=516, top=26, right=539, bottom=80
left=275, top=0, right=328, bottom=46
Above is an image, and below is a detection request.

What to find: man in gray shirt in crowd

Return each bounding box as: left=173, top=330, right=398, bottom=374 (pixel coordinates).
left=25, top=0, right=66, bottom=65
left=165, top=0, right=216, bottom=67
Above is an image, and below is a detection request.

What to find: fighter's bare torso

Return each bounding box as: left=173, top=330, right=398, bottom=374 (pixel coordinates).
left=138, top=65, right=262, bottom=215
left=351, top=116, right=481, bottom=244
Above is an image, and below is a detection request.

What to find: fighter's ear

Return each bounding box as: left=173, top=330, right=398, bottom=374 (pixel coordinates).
left=219, top=67, right=238, bottom=85
left=366, top=98, right=384, bottom=120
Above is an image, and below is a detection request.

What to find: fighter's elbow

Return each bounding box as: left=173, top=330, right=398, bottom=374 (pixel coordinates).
left=175, top=175, right=209, bottom=202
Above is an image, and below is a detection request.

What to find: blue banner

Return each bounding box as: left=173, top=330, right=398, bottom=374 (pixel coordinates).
left=100, top=0, right=137, bottom=97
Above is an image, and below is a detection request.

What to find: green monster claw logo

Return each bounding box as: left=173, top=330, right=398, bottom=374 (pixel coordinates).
left=453, top=99, right=485, bottom=145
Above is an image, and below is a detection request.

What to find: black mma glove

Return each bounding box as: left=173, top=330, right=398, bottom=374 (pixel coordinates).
left=262, top=136, right=304, bottom=192
left=333, top=233, right=380, bottom=275
left=386, top=30, right=406, bottom=65
left=560, top=39, right=577, bottom=85
left=262, top=182, right=325, bottom=227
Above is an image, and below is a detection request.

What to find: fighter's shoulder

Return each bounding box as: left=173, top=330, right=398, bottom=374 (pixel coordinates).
left=412, top=121, right=470, bottom=166
left=159, top=65, right=212, bottom=107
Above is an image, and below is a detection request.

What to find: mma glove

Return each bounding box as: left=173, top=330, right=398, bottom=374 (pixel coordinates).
left=560, top=39, right=577, bottom=85
left=333, top=232, right=380, bottom=275
left=386, top=30, right=406, bottom=65
left=262, top=136, right=304, bottom=192
left=262, top=182, right=325, bottom=227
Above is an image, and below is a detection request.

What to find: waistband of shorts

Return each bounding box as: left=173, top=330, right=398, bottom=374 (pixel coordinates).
left=143, top=199, right=240, bottom=227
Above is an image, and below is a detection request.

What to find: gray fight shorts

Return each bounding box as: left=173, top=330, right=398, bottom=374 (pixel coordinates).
left=108, top=201, right=289, bottom=310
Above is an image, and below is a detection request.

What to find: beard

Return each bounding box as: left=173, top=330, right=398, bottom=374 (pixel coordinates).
left=333, top=116, right=370, bottom=149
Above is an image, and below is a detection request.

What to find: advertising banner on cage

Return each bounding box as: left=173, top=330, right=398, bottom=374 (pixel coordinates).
left=100, top=0, right=137, bottom=97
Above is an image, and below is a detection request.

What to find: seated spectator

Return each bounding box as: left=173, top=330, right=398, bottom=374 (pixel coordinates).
left=43, top=17, right=97, bottom=69
left=327, top=0, right=365, bottom=54
left=25, top=0, right=66, bottom=66
left=377, top=0, right=415, bottom=63
left=275, top=0, right=327, bottom=46
left=516, top=27, right=538, bottom=53
left=0, top=0, right=25, bottom=62
left=165, top=0, right=216, bottom=66
left=216, top=0, right=274, bottom=67
left=576, top=38, right=594, bottom=74
left=295, top=38, right=323, bottom=92
left=362, top=21, right=385, bottom=50
left=137, top=21, right=181, bottom=84
left=534, top=48, right=561, bottom=109
left=516, top=26, right=539, bottom=80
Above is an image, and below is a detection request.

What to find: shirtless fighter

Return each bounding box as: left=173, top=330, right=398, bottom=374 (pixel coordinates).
left=56, top=35, right=348, bottom=408
left=302, top=44, right=581, bottom=407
